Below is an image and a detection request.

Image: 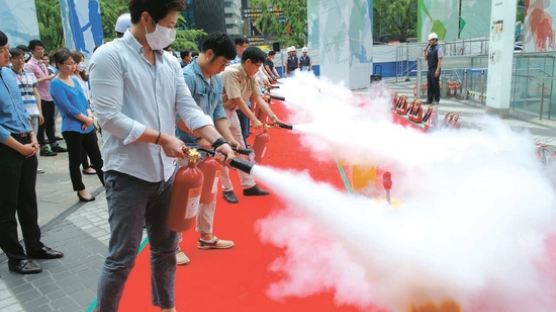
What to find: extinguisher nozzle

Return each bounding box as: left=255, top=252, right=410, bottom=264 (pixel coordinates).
left=230, top=158, right=255, bottom=174
left=270, top=95, right=286, bottom=101
left=276, top=121, right=293, bottom=130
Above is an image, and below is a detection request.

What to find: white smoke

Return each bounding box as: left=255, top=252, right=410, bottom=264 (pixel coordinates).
left=254, top=73, right=556, bottom=311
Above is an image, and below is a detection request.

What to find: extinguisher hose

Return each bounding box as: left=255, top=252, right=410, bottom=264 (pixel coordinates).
left=198, top=148, right=255, bottom=174
left=270, top=95, right=286, bottom=101
left=275, top=121, right=293, bottom=130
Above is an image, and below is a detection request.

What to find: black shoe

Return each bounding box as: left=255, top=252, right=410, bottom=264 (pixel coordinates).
left=27, top=246, right=64, bottom=259
left=223, top=190, right=239, bottom=204
left=243, top=185, right=269, bottom=196
left=55, top=136, right=64, bottom=141
left=8, top=259, right=42, bottom=274
left=51, top=144, right=67, bottom=153
left=40, top=147, right=57, bottom=157
left=78, top=192, right=96, bottom=202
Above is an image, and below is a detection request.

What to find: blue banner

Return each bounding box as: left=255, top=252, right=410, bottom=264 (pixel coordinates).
left=0, top=0, right=41, bottom=46
left=59, top=0, right=104, bottom=57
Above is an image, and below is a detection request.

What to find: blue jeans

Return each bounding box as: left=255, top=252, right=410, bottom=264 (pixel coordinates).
left=97, top=170, right=178, bottom=311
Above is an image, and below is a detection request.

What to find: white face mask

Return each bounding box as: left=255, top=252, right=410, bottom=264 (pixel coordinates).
left=77, top=62, right=86, bottom=72
left=145, top=23, right=176, bottom=50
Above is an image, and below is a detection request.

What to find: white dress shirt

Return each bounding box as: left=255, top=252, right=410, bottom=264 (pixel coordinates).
left=89, top=31, right=213, bottom=182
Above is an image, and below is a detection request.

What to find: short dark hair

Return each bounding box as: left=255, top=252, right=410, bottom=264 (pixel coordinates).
left=268, top=51, right=276, bottom=57
left=0, top=31, right=8, bottom=47
left=70, top=50, right=84, bottom=63
left=16, top=44, right=30, bottom=52
left=28, top=39, right=44, bottom=51
left=129, top=0, right=186, bottom=24
left=180, top=50, right=190, bottom=59
left=191, top=51, right=199, bottom=58
left=234, top=37, right=248, bottom=46
left=52, top=48, right=72, bottom=67
left=201, top=32, right=236, bottom=60
left=9, top=48, right=24, bottom=58
left=241, top=47, right=266, bottom=64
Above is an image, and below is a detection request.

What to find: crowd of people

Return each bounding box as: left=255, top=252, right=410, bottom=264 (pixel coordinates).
left=0, top=0, right=306, bottom=311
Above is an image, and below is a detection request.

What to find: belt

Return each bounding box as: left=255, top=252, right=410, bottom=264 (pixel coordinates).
left=11, top=132, right=31, bottom=138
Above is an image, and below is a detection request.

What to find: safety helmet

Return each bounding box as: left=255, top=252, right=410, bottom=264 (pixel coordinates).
left=302, top=47, right=308, bottom=53
left=115, top=13, right=132, bottom=34
left=428, top=32, right=438, bottom=41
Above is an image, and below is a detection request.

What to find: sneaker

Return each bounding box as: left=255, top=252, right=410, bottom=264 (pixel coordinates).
left=39, top=147, right=57, bottom=157
left=197, top=236, right=234, bottom=249
left=51, top=144, right=67, bottom=153
left=176, top=248, right=190, bottom=265
left=37, top=168, right=45, bottom=174
left=223, top=190, right=239, bottom=204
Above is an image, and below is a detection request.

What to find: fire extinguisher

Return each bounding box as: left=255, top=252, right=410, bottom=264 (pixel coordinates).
left=253, top=129, right=270, bottom=163
left=198, top=155, right=222, bottom=205
left=167, top=149, right=204, bottom=232
left=382, top=171, right=392, bottom=205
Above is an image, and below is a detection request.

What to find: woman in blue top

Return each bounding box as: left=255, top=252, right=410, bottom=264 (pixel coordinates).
left=50, top=49, right=103, bottom=202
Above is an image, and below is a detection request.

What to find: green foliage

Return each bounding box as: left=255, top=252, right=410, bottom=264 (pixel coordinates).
left=373, top=0, right=417, bottom=42
left=173, top=15, right=206, bottom=51
left=35, top=0, right=64, bottom=52
left=34, top=0, right=205, bottom=53
left=250, top=0, right=308, bottom=48
left=98, top=0, right=129, bottom=42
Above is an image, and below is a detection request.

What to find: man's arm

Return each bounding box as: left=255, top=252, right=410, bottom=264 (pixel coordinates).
left=33, top=87, right=44, bottom=125
left=174, top=61, right=234, bottom=158
left=226, top=97, right=262, bottom=128
left=251, top=94, right=278, bottom=124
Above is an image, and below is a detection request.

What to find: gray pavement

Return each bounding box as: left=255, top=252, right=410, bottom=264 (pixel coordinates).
left=1, top=80, right=555, bottom=311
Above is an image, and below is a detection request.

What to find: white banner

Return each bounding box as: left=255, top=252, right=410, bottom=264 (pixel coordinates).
left=0, top=0, right=40, bottom=46
left=59, top=0, right=104, bottom=57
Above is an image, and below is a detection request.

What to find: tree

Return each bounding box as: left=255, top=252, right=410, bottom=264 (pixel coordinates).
left=35, top=0, right=64, bottom=51
left=373, top=0, right=417, bottom=42
left=35, top=0, right=205, bottom=53
left=249, top=0, right=308, bottom=48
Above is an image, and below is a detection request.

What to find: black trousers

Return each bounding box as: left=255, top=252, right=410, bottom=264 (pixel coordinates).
left=37, top=100, right=57, bottom=146
left=427, top=71, right=441, bottom=103
left=62, top=130, right=104, bottom=191
left=0, top=136, right=43, bottom=261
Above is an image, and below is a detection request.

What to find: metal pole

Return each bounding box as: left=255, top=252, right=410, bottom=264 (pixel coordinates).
left=540, top=80, right=545, bottom=120
left=417, top=58, right=422, bottom=99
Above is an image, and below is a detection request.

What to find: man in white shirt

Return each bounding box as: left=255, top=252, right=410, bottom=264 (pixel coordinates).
left=89, top=1, right=234, bottom=311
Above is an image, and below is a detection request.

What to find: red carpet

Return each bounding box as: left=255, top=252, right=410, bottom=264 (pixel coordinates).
left=119, top=102, right=363, bottom=311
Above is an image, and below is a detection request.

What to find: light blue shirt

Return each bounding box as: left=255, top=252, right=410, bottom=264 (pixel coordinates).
left=177, top=59, right=227, bottom=145
left=50, top=76, right=94, bottom=134
left=89, top=31, right=213, bottom=182
left=0, top=67, right=32, bottom=143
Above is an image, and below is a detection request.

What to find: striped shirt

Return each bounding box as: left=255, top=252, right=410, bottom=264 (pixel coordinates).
left=12, top=68, right=39, bottom=117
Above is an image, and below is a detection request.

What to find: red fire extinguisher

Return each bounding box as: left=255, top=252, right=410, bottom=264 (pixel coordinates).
left=253, top=129, right=270, bottom=163
left=198, top=155, right=222, bottom=205
left=382, top=171, right=392, bottom=205
left=167, top=149, right=204, bottom=232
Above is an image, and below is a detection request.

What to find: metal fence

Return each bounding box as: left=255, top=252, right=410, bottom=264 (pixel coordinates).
left=414, top=53, right=556, bottom=120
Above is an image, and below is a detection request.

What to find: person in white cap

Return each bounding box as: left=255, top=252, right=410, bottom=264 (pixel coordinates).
left=285, top=46, right=298, bottom=76
left=114, top=13, right=132, bottom=38
left=424, top=32, right=443, bottom=104
left=299, top=47, right=311, bottom=71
